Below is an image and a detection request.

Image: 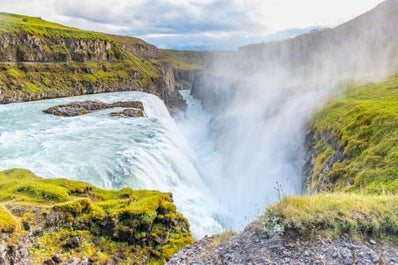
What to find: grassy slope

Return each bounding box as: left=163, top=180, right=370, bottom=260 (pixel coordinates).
left=0, top=12, right=109, bottom=39
left=265, top=76, right=398, bottom=240
left=0, top=169, right=193, bottom=264
left=159, top=49, right=209, bottom=71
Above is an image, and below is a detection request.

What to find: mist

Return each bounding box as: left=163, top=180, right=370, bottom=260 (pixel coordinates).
left=190, top=0, right=398, bottom=229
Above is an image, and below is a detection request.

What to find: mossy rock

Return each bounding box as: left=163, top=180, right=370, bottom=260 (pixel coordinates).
left=0, top=169, right=194, bottom=264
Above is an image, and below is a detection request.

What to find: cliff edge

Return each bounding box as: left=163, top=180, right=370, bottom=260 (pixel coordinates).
left=0, top=169, right=193, bottom=264
left=0, top=13, right=207, bottom=110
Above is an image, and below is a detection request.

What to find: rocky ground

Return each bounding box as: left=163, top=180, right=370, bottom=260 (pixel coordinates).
left=43, top=100, right=145, bottom=117
left=168, top=221, right=398, bottom=265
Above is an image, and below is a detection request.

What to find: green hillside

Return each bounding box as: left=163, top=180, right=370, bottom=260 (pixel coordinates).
left=0, top=12, right=109, bottom=39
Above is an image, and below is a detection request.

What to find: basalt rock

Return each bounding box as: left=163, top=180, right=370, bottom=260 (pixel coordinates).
left=109, top=108, right=145, bottom=118
left=43, top=100, right=144, bottom=117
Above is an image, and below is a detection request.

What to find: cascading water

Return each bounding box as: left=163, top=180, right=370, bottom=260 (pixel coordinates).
left=0, top=91, right=223, bottom=238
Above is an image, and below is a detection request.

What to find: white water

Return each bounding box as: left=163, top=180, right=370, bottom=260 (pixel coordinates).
left=0, top=91, right=223, bottom=238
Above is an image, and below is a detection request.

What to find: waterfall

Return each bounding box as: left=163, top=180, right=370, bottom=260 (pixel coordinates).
left=0, top=91, right=223, bottom=238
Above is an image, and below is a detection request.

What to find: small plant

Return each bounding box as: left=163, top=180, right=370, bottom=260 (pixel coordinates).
left=274, top=181, right=284, bottom=200
left=263, top=215, right=284, bottom=237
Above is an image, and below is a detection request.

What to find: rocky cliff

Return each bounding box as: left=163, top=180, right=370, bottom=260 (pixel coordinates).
left=0, top=13, right=207, bottom=110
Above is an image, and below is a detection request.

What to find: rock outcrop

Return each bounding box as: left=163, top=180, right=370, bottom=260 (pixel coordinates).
left=43, top=100, right=144, bottom=117
left=0, top=33, right=118, bottom=63
left=0, top=169, right=193, bottom=264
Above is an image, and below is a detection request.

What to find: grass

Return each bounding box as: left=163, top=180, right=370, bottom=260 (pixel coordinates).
left=263, top=75, right=398, bottom=240
left=267, top=193, right=398, bottom=239
left=206, top=231, right=237, bottom=248
left=0, top=12, right=110, bottom=40
left=159, top=49, right=209, bottom=70
left=0, top=169, right=194, bottom=264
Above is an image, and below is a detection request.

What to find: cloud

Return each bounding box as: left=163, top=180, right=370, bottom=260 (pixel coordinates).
left=0, top=0, right=386, bottom=50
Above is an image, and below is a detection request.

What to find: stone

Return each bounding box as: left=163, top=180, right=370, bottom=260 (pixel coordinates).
left=33, top=227, right=42, bottom=236
left=0, top=244, right=6, bottom=254
left=22, top=220, right=30, bottom=231
left=64, top=237, right=80, bottom=249
left=65, top=257, right=80, bottom=265
left=109, top=108, right=145, bottom=118
left=43, top=259, right=56, bottom=265
left=52, top=254, right=62, bottom=263
left=43, top=100, right=144, bottom=117
left=343, top=256, right=353, bottom=265
left=371, top=254, right=380, bottom=263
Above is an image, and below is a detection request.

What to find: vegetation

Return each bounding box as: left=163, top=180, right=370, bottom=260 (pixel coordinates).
left=0, top=12, right=111, bottom=40
left=0, top=169, right=193, bottom=264
left=205, top=231, right=237, bottom=248
left=267, top=193, right=398, bottom=239
left=309, top=75, right=398, bottom=193
left=264, top=75, right=398, bottom=240
left=160, top=49, right=209, bottom=71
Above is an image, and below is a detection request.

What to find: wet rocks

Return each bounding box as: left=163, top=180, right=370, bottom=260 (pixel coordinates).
left=109, top=108, right=145, bottom=117
left=43, top=100, right=144, bottom=117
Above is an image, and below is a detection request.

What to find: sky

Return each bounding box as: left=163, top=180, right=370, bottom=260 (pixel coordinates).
left=0, top=0, right=386, bottom=50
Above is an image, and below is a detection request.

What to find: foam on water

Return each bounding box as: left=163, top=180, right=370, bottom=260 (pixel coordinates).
left=0, top=91, right=223, bottom=238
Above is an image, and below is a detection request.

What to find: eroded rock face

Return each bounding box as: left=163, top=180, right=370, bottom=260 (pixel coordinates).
left=43, top=100, right=144, bottom=117
left=302, top=129, right=347, bottom=193
left=0, top=33, right=117, bottom=63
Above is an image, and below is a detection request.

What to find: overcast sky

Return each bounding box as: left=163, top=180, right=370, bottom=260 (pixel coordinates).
left=0, top=0, right=386, bottom=50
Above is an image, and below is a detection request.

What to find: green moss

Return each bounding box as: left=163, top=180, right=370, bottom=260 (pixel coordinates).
left=6, top=68, right=25, bottom=79
left=0, top=204, right=17, bottom=233
left=0, top=169, right=193, bottom=264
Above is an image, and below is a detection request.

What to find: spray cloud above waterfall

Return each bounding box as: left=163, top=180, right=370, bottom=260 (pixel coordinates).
left=190, top=0, right=398, bottom=229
